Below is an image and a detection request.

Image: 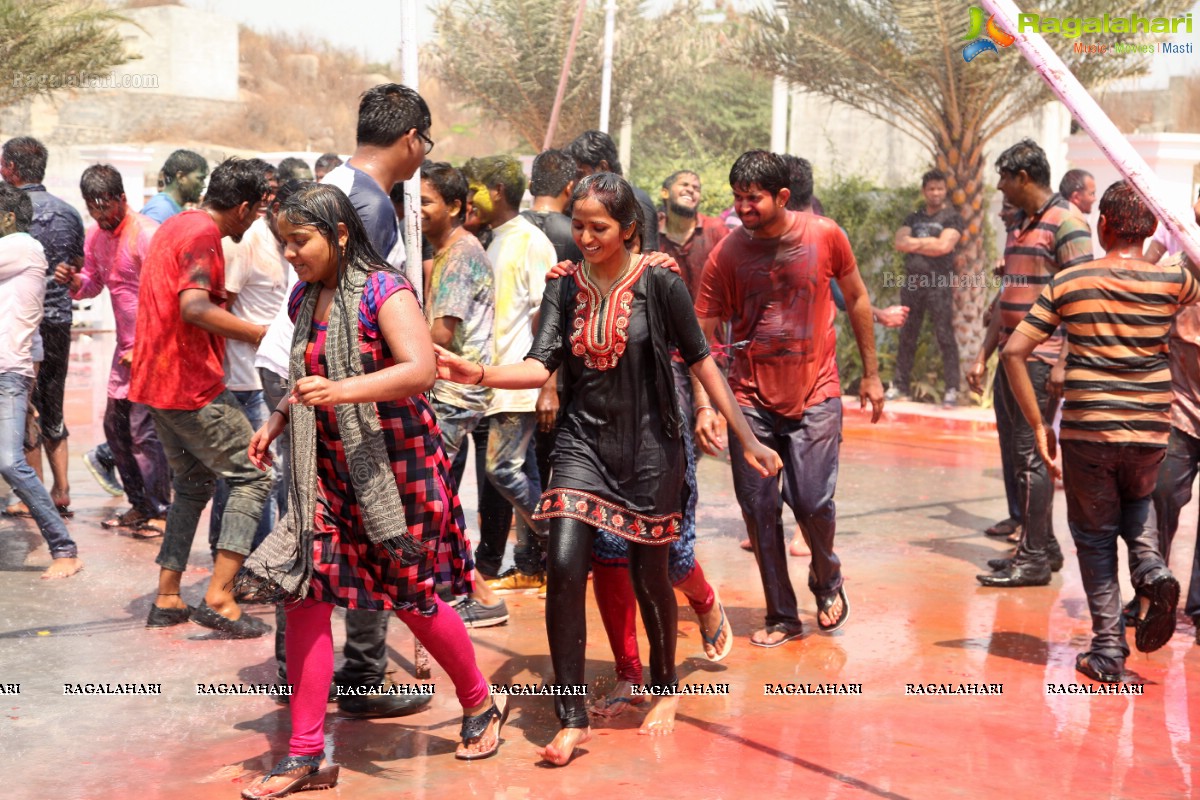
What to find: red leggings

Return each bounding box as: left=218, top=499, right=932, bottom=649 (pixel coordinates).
left=592, top=560, right=715, bottom=683
left=285, top=597, right=489, bottom=756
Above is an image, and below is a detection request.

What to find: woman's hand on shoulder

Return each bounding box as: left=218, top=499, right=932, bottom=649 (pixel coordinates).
left=434, top=344, right=483, bottom=385
left=545, top=260, right=580, bottom=281
left=641, top=251, right=681, bottom=275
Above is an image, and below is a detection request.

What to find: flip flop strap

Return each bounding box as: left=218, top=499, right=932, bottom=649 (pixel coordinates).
left=460, top=703, right=499, bottom=741
left=267, top=755, right=322, bottom=777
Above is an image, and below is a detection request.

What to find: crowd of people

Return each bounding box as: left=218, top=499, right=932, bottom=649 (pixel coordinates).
left=2, top=80, right=1199, bottom=794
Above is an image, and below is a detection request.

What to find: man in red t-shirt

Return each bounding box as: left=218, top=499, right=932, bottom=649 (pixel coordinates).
left=130, top=157, right=273, bottom=638
left=693, top=150, right=884, bottom=647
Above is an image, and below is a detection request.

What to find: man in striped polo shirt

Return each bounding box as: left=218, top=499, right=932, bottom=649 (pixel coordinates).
left=1002, top=180, right=1195, bottom=683
left=973, top=139, right=1093, bottom=588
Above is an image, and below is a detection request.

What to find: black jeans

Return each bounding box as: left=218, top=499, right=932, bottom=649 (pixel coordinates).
left=894, top=281, right=959, bottom=393
left=729, top=399, right=843, bottom=629
left=449, top=417, right=518, bottom=577
left=990, top=374, right=1023, bottom=523
left=994, top=360, right=1061, bottom=567
left=32, top=321, right=71, bottom=441
left=1062, top=441, right=1169, bottom=661
left=545, top=516, right=675, bottom=728
left=1150, top=426, right=1200, bottom=621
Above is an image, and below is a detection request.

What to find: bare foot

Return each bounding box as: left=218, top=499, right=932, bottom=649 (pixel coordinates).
left=42, top=557, right=82, bottom=579
left=456, top=696, right=506, bottom=758
left=638, top=695, right=679, bottom=736
left=535, top=727, right=591, bottom=766
left=4, top=502, right=29, bottom=516
left=242, top=758, right=328, bottom=798
left=590, top=680, right=644, bottom=718
left=153, top=592, right=189, bottom=611
left=818, top=594, right=846, bottom=629
left=789, top=525, right=810, bottom=557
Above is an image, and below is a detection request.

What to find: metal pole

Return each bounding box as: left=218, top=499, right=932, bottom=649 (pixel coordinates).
left=400, top=0, right=424, bottom=301
left=544, top=0, right=589, bottom=150
left=980, top=0, right=1200, bottom=265
left=599, top=0, right=616, bottom=132
left=771, top=75, right=789, bottom=153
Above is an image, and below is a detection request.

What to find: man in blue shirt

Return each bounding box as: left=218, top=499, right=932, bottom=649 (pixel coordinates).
left=140, top=149, right=207, bottom=224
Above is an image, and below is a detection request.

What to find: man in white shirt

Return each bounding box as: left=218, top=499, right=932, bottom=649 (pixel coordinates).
left=456, top=155, right=557, bottom=626
left=0, top=182, right=81, bottom=578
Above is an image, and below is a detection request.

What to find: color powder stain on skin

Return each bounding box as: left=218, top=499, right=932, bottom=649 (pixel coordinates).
left=469, top=183, right=493, bottom=216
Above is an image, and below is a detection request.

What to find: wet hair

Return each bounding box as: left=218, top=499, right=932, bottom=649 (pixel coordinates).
left=315, top=152, right=343, bottom=173
left=565, top=130, right=622, bottom=176
left=202, top=157, right=271, bottom=211
left=628, top=195, right=646, bottom=252
left=1, top=136, right=48, bottom=184
left=277, top=157, right=313, bottom=182
left=356, top=83, right=431, bottom=148
left=1098, top=180, right=1156, bottom=241
left=0, top=182, right=34, bottom=230
left=730, top=150, right=789, bottom=197
left=922, top=169, right=947, bottom=188
left=245, top=158, right=276, bottom=182
left=421, top=160, right=468, bottom=223
left=1059, top=168, right=1093, bottom=199
left=529, top=149, right=577, bottom=197
left=161, top=149, right=207, bottom=185
left=79, top=164, right=124, bottom=202
left=779, top=154, right=812, bottom=210
left=281, top=183, right=386, bottom=265
left=461, top=155, right=526, bottom=209
left=272, top=179, right=308, bottom=210
left=572, top=172, right=640, bottom=246
left=995, top=139, right=1051, bottom=188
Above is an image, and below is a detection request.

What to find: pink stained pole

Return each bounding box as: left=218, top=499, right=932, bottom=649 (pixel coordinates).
left=544, top=0, right=589, bottom=151
left=981, top=0, right=1200, bottom=265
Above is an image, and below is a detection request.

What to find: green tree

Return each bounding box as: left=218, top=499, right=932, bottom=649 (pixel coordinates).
left=746, top=0, right=1190, bottom=376
left=0, top=0, right=134, bottom=108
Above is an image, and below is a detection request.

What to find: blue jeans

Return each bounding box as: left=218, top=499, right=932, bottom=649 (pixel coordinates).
left=0, top=372, right=76, bottom=558
left=484, top=412, right=544, bottom=577
left=151, top=390, right=271, bottom=573
left=208, top=389, right=276, bottom=556
left=104, top=398, right=170, bottom=516
left=258, top=369, right=291, bottom=518
left=730, top=399, right=843, bottom=628
left=446, top=415, right=518, bottom=576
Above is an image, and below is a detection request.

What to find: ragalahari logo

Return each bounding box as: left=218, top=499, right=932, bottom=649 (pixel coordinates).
left=963, top=6, right=1015, bottom=61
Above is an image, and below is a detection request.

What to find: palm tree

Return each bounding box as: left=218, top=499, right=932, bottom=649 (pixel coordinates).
left=746, top=0, right=1189, bottom=368
left=0, top=0, right=134, bottom=109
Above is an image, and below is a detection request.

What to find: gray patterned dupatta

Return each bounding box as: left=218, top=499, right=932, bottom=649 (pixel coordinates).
left=242, top=260, right=420, bottom=601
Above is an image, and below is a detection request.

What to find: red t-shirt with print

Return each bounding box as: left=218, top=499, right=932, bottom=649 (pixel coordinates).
left=129, top=210, right=228, bottom=411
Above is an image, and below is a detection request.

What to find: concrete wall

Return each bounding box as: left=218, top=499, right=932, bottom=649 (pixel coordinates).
left=114, top=6, right=239, bottom=101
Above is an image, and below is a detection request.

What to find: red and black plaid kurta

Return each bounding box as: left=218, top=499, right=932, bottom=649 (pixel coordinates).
left=290, top=272, right=473, bottom=614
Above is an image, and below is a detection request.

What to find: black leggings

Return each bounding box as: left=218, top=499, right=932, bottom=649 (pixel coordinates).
left=545, top=516, right=677, bottom=728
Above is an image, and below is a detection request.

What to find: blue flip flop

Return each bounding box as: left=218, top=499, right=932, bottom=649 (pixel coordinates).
left=701, top=591, right=734, bottom=662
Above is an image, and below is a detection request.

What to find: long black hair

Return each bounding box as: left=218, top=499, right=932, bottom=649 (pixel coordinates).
left=572, top=172, right=640, bottom=249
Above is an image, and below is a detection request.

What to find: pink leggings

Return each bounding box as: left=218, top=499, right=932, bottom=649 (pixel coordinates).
left=285, top=597, right=490, bottom=756
left=592, top=560, right=716, bottom=683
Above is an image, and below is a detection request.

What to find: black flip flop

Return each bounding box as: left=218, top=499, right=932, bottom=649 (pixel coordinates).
left=817, top=587, right=850, bottom=633
left=750, top=622, right=804, bottom=648
left=1135, top=572, right=1180, bottom=653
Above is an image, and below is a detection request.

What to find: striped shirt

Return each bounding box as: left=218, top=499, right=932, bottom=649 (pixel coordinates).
left=1000, top=194, right=1093, bottom=364
left=1014, top=258, right=1200, bottom=446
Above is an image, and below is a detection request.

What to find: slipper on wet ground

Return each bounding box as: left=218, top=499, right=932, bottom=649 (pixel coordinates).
left=750, top=622, right=804, bottom=648
left=55, top=505, right=74, bottom=519
left=817, top=587, right=850, bottom=633
left=1135, top=572, right=1180, bottom=653
left=131, top=518, right=166, bottom=539
left=700, top=590, right=734, bottom=662
left=1075, top=652, right=1123, bottom=684
left=2, top=506, right=32, bottom=518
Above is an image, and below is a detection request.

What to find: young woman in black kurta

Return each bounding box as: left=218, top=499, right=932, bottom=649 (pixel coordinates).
left=435, top=173, right=781, bottom=766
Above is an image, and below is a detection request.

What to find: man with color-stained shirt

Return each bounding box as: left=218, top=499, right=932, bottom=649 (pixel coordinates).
left=131, top=158, right=272, bottom=638
left=693, top=150, right=884, bottom=647
left=970, top=139, right=1092, bottom=588
left=457, top=154, right=557, bottom=625
left=53, top=165, right=170, bottom=534
left=1003, top=180, right=1194, bottom=682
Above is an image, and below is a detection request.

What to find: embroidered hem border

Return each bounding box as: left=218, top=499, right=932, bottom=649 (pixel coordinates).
left=532, top=488, right=680, bottom=544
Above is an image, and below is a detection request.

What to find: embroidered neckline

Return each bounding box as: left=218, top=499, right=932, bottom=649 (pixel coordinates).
left=570, top=255, right=646, bottom=371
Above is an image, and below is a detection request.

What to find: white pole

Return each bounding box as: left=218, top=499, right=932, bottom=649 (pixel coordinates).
left=771, top=75, right=789, bottom=153
left=980, top=0, right=1200, bottom=265
left=400, top=0, right=423, bottom=301
left=599, top=0, right=616, bottom=132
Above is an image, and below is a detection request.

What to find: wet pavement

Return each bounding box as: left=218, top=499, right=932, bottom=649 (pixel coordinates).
left=3, top=331, right=1199, bottom=800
